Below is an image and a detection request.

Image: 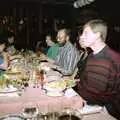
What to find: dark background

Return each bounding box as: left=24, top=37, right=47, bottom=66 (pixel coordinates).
left=0, top=0, right=120, bottom=51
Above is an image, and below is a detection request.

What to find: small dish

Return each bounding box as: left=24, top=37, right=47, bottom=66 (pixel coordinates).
left=0, top=114, right=25, bottom=120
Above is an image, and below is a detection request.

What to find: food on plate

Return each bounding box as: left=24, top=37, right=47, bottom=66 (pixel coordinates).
left=44, top=77, right=76, bottom=92
left=4, top=71, right=29, bottom=80
left=5, top=71, right=21, bottom=75
left=64, top=78, right=76, bottom=88
left=47, top=81, right=65, bottom=88
left=44, top=80, right=66, bottom=91
left=0, top=73, right=29, bottom=92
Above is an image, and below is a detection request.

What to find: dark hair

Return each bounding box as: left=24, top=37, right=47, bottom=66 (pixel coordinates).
left=45, top=34, right=57, bottom=43
left=7, top=32, right=14, bottom=38
left=0, top=39, right=5, bottom=45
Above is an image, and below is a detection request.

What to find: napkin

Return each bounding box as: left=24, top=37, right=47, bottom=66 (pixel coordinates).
left=64, top=88, right=78, bottom=97
left=79, top=104, right=103, bottom=115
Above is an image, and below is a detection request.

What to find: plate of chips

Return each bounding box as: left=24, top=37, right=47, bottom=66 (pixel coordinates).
left=44, top=80, right=66, bottom=92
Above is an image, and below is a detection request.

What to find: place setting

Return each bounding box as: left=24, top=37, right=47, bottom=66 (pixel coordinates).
left=43, top=76, right=77, bottom=97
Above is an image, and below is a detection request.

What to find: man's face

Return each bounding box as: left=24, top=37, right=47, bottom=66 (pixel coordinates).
left=8, top=36, right=14, bottom=44
left=79, top=25, right=97, bottom=48
left=0, top=43, right=5, bottom=52
left=46, top=36, right=54, bottom=46
left=57, top=30, right=67, bottom=45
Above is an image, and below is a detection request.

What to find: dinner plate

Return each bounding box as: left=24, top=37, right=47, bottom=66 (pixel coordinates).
left=0, top=114, right=25, bottom=120
left=0, top=85, right=19, bottom=94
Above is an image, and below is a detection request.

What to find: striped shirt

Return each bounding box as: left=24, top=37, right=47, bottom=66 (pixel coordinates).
left=54, top=41, right=80, bottom=76
left=74, top=46, right=120, bottom=105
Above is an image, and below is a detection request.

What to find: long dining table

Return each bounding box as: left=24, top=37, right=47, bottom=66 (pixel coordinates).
left=0, top=84, right=83, bottom=115
left=0, top=52, right=117, bottom=120
left=0, top=84, right=117, bottom=120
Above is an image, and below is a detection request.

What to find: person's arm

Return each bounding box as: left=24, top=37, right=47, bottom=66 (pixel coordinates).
left=39, top=52, right=55, bottom=64
left=55, top=50, right=79, bottom=76
left=74, top=59, right=116, bottom=104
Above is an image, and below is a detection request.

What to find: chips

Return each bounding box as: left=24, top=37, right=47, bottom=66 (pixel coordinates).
left=64, top=78, right=76, bottom=88
left=44, top=80, right=66, bottom=92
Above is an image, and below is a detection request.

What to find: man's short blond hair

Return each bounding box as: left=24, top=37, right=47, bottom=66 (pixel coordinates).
left=84, top=19, right=107, bottom=42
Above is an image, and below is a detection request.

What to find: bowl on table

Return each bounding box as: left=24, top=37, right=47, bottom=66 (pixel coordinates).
left=43, top=80, right=66, bottom=96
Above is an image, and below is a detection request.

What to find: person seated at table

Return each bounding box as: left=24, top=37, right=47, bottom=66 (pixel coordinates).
left=0, top=40, right=9, bottom=75
left=36, top=34, right=59, bottom=59
left=35, top=40, right=47, bottom=55
left=73, top=19, right=120, bottom=119
left=6, top=32, right=17, bottom=55
left=46, top=34, right=59, bottom=60
left=45, top=28, right=80, bottom=76
left=36, top=35, right=53, bottom=53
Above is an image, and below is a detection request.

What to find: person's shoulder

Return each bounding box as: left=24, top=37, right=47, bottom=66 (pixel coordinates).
left=52, top=43, right=59, bottom=47
left=66, top=42, right=76, bottom=49
left=106, top=47, right=120, bottom=62
left=49, top=44, right=59, bottom=50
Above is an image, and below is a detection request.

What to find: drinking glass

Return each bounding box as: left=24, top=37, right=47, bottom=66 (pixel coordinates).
left=40, top=103, right=59, bottom=120
left=39, top=69, right=45, bottom=90
left=22, top=102, right=38, bottom=119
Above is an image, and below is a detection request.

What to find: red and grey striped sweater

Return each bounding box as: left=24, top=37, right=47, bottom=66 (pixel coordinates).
left=74, top=46, right=120, bottom=105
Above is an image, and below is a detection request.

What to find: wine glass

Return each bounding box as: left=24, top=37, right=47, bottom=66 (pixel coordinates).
left=22, top=102, right=39, bottom=119
left=40, top=103, right=59, bottom=120
left=39, top=70, right=45, bottom=89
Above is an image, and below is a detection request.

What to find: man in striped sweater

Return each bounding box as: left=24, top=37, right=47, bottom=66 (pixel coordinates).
left=45, top=28, right=80, bottom=76
left=74, top=19, right=120, bottom=119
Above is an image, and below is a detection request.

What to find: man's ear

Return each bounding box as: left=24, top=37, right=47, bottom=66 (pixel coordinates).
left=96, top=32, right=101, bottom=39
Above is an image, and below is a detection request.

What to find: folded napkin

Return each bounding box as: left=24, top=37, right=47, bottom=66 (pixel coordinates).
left=79, top=104, right=103, bottom=115
left=64, top=88, right=78, bottom=97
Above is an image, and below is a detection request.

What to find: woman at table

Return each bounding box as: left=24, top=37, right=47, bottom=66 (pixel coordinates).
left=46, top=36, right=59, bottom=60
left=6, top=32, right=17, bottom=55
left=38, top=34, right=59, bottom=60
left=0, top=40, right=9, bottom=75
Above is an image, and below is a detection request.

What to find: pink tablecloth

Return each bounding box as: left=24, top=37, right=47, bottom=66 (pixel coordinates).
left=0, top=86, right=117, bottom=120
left=0, top=86, right=83, bottom=115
